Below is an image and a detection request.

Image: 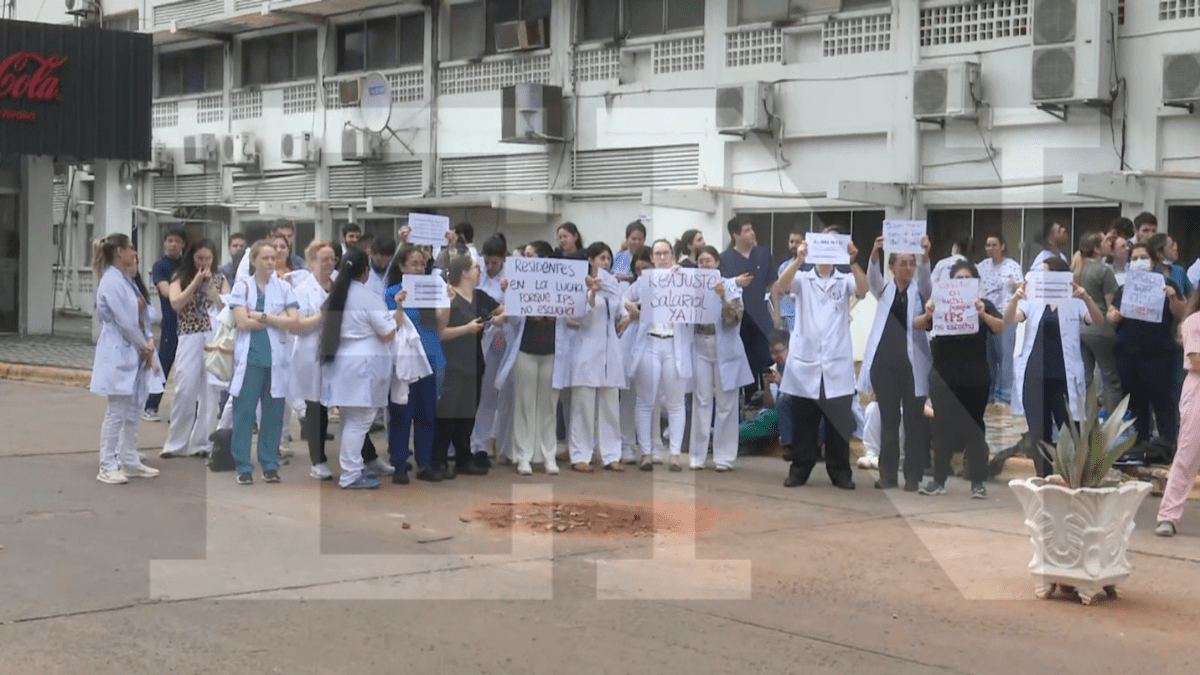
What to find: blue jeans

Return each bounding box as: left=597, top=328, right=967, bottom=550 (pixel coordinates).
left=388, top=374, right=436, bottom=471
left=231, top=365, right=284, bottom=475
left=987, top=324, right=1017, bottom=403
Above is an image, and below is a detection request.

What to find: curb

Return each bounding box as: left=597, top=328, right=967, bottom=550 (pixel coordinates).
left=0, top=362, right=90, bottom=387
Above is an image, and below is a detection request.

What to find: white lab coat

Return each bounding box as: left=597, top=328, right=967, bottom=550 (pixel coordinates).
left=228, top=275, right=299, bottom=400
left=569, top=271, right=627, bottom=389
left=1030, top=248, right=1069, bottom=271
left=703, top=280, right=754, bottom=392
left=857, top=257, right=932, bottom=397
left=620, top=275, right=694, bottom=389
left=288, top=273, right=327, bottom=403
left=365, top=265, right=387, bottom=302
left=390, top=311, right=433, bottom=404
left=90, top=266, right=152, bottom=397
left=320, top=281, right=396, bottom=409
left=781, top=266, right=858, bottom=400
left=1010, top=298, right=1088, bottom=420
left=496, top=316, right=576, bottom=391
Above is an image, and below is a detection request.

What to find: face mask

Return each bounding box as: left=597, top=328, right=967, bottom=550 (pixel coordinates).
left=1130, top=259, right=1152, bottom=272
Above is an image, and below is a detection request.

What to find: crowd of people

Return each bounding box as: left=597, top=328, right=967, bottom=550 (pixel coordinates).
left=87, top=212, right=1200, bottom=537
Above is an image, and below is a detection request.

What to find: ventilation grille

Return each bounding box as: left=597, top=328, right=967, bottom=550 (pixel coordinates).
left=1031, top=46, right=1075, bottom=100
left=440, top=55, right=551, bottom=96
left=282, top=84, right=317, bottom=115
left=231, top=90, right=262, bottom=121
left=233, top=171, right=317, bottom=204
left=153, top=174, right=222, bottom=208
left=726, top=28, right=783, bottom=68
left=823, top=13, right=892, bottom=57
left=440, top=154, right=548, bottom=195
left=920, top=0, right=1029, bottom=47
left=153, top=0, right=222, bottom=27
left=1164, top=53, right=1200, bottom=101
left=236, top=0, right=284, bottom=10
left=328, top=162, right=423, bottom=200
left=575, top=47, right=620, bottom=82
left=196, top=95, right=224, bottom=124
left=324, top=68, right=425, bottom=110
left=1160, top=0, right=1200, bottom=19
left=53, top=179, right=68, bottom=222
left=153, top=101, right=179, bottom=128
left=573, top=145, right=699, bottom=192
left=1032, top=0, right=1076, bottom=45
left=653, top=36, right=705, bottom=74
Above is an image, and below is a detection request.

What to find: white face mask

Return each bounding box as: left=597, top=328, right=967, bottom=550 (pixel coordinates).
left=1130, top=259, right=1153, bottom=272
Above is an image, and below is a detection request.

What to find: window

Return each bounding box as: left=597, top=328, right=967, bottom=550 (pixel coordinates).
left=734, top=210, right=883, bottom=269
left=157, top=45, right=224, bottom=97
left=581, top=0, right=703, bottom=41
left=242, top=31, right=317, bottom=86
left=926, top=206, right=1120, bottom=270
left=734, top=0, right=884, bottom=25
left=336, top=13, right=425, bottom=73
left=449, top=0, right=552, bottom=58
left=104, top=12, right=139, bottom=32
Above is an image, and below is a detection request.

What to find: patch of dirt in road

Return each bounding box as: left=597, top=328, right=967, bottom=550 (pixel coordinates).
left=473, top=500, right=730, bottom=538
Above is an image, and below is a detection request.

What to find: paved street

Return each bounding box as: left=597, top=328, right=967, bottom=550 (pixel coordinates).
left=1, top=378, right=1198, bottom=675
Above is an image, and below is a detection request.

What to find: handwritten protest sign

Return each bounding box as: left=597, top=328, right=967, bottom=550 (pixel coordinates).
left=1120, top=271, right=1165, bottom=323
left=400, top=274, right=450, bottom=308
left=645, top=268, right=722, bottom=325
left=1025, top=270, right=1073, bottom=302
left=805, top=233, right=851, bottom=265
left=406, top=213, right=450, bottom=248
left=883, top=220, right=926, bottom=254
left=504, top=257, right=589, bottom=318
left=932, top=278, right=979, bottom=336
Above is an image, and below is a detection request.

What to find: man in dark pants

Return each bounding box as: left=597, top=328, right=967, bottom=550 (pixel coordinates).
left=719, top=216, right=776, bottom=403
left=144, top=228, right=186, bottom=422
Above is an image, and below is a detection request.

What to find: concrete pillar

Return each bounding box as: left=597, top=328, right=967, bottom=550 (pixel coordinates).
left=20, top=155, right=55, bottom=335
left=93, top=160, right=134, bottom=237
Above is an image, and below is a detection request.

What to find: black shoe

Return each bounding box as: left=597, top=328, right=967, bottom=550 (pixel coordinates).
left=783, top=466, right=808, bottom=488
left=416, top=468, right=442, bottom=482
left=457, top=463, right=488, bottom=476
left=263, top=470, right=280, bottom=483
left=1113, top=449, right=1147, bottom=467
left=474, top=452, right=492, bottom=469
left=392, top=471, right=410, bottom=485
left=442, top=465, right=457, bottom=480
left=904, top=481, right=919, bottom=493
left=874, top=479, right=897, bottom=490
left=832, top=478, right=856, bottom=490
left=237, top=472, right=253, bottom=485
left=324, top=432, right=335, bottom=441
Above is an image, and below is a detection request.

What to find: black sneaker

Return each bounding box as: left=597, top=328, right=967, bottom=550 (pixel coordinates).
left=236, top=472, right=253, bottom=485
left=918, top=480, right=946, bottom=496
left=783, top=466, right=808, bottom=488
left=392, top=471, right=410, bottom=485
left=263, top=470, right=280, bottom=483
left=903, top=481, right=919, bottom=493
left=458, top=463, right=488, bottom=476
left=874, top=479, right=898, bottom=490
left=970, top=483, right=987, bottom=499
left=415, top=468, right=442, bottom=482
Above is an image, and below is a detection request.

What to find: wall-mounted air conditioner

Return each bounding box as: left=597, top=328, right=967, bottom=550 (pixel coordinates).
left=1163, top=53, right=1200, bottom=109
left=282, top=132, right=319, bottom=165
left=221, top=133, right=259, bottom=167
left=495, top=18, right=547, bottom=53
left=914, top=62, right=980, bottom=120
left=716, top=82, right=774, bottom=136
left=501, top=83, right=563, bottom=144
left=1030, top=0, right=1116, bottom=105
left=151, top=144, right=174, bottom=174
left=183, top=134, right=216, bottom=165
left=341, top=128, right=382, bottom=162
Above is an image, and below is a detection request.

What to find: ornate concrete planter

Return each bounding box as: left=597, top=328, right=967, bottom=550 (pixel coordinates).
left=1008, top=477, right=1152, bottom=605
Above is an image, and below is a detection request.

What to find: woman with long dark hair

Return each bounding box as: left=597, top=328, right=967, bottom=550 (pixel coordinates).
left=555, top=223, right=585, bottom=259
left=319, top=247, right=405, bottom=490
left=674, top=229, right=704, bottom=267
left=525, top=240, right=554, bottom=259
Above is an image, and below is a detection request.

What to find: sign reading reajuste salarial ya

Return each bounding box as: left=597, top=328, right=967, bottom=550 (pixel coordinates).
left=645, top=268, right=722, bottom=325
left=504, top=258, right=589, bottom=317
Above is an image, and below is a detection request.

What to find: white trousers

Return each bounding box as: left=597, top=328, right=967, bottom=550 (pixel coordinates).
left=512, top=352, right=558, bottom=466
left=100, top=394, right=142, bottom=472
left=636, top=337, right=686, bottom=457
left=621, top=386, right=664, bottom=460
left=691, top=337, right=738, bottom=468
left=492, top=378, right=515, bottom=460
left=569, top=386, right=621, bottom=465
left=163, top=332, right=217, bottom=455
left=338, top=406, right=375, bottom=487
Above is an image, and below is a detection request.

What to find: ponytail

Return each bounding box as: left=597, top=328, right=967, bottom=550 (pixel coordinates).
left=92, top=234, right=131, bottom=277
left=319, top=247, right=369, bottom=363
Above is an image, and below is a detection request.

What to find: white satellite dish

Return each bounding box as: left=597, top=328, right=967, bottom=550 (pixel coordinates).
left=359, top=72, right=392, bottom=134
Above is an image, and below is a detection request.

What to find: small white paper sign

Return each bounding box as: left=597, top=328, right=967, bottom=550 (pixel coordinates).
left=1120, top=271, right=1165, bottom=323
left=805, top=233, right=851, bottom=265
left=400, top=274, right=450, bottom=308
left=932, top=278, right=980, bottom=336
left=1025, top=270, right=1074, bottom=301
left=504, top=257, right=589, bottom=318
left=407, top=213, right=450, bottom=248
left=645, top=268, right=723, bottom=325
left=883, top=220, right=927, bottom=254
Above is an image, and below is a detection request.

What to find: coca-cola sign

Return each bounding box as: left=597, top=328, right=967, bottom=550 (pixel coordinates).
left=0, top=52, right=66, bottom=103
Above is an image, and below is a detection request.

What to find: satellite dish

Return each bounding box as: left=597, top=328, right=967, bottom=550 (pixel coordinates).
left=359, top=72, right=392, bottom=134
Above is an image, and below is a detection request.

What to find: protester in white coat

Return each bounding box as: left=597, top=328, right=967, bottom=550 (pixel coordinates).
left=859, top=235, right=933, bottom=491
left=471, top=235, right=514, bottom=464
left=616, top=246, right=655, bottom=464
left=90, top=234, right=161, bottom=484
left=567, top=242, right=627, bottom=472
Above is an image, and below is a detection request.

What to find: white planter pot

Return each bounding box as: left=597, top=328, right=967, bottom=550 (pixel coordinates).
left=1008, top=477, right=1152, bottom=605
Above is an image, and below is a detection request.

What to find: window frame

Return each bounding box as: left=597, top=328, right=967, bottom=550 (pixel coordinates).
left=156, top=44, right=224, bottom=98
left=240, top=30, right=319, bottom=87
left=578, top=0, right=705, bottom=44
left=731, top=0, right=886, bottom=27
left=448, top=0, right=554, bottom=60
left=335, top=12, right=425, bottom=74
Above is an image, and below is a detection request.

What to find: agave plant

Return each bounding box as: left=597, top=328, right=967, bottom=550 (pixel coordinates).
left=1038, top=380, right=1138, bottom=489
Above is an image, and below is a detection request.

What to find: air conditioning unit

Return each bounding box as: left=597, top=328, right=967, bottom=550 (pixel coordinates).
left=913, top=62, right=981, bottom=120
left=281, top=132, right=319, bottom=165
left=1163, top=53, right=1200, bottom=107
left=501, top=83, right=563, bottom=144
left=341, top=128, right=382, bottom=162
left=1030, top=0, right=1116, bottom=105
left=339, top=79, right=361, bottom=106
left=183, top=134, right=216, bottom=165
left=495, top=18, right=547, bottom=53
left=715, top=82, right=774, bottom=135
left=151, top=144, right=174, bottom=174
left=221, top=133, right=258, bottom=167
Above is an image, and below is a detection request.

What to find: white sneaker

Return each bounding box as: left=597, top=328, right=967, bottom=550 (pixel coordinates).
left=517, top=460, right=533, bottom=476
left=137, top=451, right=146, bottom=461
left=97, top=470, right=128, bottom=485
left=280, top=447, right=295, bottom=459
left=141, top=411, right=161, bottom=423
left=310, top=463, right=333, bottom=480
left=121, top=464, right=160, bottom=478
left=857, top=456, right=872, bottom=469
left=365, top=458, right=395, bottom=476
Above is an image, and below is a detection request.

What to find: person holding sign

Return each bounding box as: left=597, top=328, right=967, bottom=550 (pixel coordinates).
left=859, top=235, right=933, bottom=491
left=1107, top=243, right=1188, bottom=465
left=689, top=246, right=754, bottom=472
left=1005, top=257, right=1104, bottom=478
left=778, top=233, right=867, bottom=490
left=913, top=262, right=1004, bottom=499
left=616, top=247, right=656, bottom=464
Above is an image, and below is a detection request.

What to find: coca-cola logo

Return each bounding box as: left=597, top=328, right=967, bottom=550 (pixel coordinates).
left=0, top=52, right=66, bottom=103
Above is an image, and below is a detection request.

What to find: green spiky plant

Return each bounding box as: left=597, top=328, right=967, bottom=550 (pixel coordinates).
left=1038, top=380, right=1138, bottom=489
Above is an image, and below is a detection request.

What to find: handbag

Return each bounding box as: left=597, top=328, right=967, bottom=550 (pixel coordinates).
left=205, top=280, right=245, bottom=382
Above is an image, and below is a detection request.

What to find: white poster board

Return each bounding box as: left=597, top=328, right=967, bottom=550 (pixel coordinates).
left=406, top=213, right=450, bottom=248
left=645, top=268, right=723, bottom=325
left=805, top=233, right=851, bottom=265
left=1120, top=271, right=1165, bottom=323
left=932, top=278, right=980, bottom=336
left=504, top=257, right=589, bottom=318
left=883, top=220, right=926, bottom=254
left=1025, top=270, right=1073, bottom=302
left=400, top=274, right=450, bottom=308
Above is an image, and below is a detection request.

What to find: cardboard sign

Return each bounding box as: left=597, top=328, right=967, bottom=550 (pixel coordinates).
left=406, top=212, right=450, bottom=248
left=883, top=220, right=926, bottom=254
left=1120, top=270, right=1165, bottom=323
left=504, top=257, right=589, bottom=318
left=400, top=274, right=450, bottom=308
left=932, top=278, right=980, bottom=336
left=645, top=268, right=723, bottom=325
left=805, top=233, right=851, bottom=265
left=1025, top=270, right=1073, bottom=301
